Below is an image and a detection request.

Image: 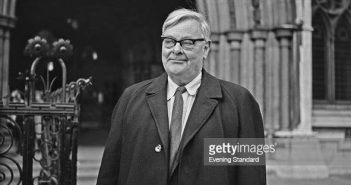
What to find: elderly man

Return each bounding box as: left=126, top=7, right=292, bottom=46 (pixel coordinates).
left=97, top=8, right=266, bottom=185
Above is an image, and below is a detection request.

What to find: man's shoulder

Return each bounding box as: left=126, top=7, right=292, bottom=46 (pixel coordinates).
left=214, top=78, right=259, bottom=107
left=123, top=74, right=164, bottom=95
left=217, top=79, right=251, bottom=97
left=125, top=79, right=153, bottom=93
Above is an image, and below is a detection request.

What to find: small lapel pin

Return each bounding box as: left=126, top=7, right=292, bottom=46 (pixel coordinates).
left=155, top=144, right=162, bottom=152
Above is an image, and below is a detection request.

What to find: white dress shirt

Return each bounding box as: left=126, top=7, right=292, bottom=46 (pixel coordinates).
left=167, top=72, right=202, bottom=137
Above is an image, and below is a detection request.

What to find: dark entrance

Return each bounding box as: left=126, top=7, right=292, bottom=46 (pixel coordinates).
left=10, top=0, right=196, bottom=128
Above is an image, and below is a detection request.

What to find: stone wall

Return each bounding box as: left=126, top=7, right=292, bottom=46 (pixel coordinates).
left=196, top=0, right=313, bottom=135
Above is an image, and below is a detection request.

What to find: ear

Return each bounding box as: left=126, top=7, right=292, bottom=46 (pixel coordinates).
left=203, top=42, right=210, bottom=60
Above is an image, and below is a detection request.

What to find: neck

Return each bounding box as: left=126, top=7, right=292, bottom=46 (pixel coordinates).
left=168, top=71, right=200, bottom=86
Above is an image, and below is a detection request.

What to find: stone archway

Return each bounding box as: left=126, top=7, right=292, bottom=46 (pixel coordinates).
left=196, top=0, right=314, bottom=135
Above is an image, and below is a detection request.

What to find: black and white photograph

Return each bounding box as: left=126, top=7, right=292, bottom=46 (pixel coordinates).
left=1, top=0, right=351, bottom=185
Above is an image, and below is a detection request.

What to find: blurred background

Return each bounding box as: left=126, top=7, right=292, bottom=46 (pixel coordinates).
left=1, top=0, right=351, bottom=184
left=9, top=0, right=198, bottom=130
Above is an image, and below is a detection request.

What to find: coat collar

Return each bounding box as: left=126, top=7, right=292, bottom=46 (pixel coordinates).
left=146, top=70, right=222, bottom=97
left=146, top=70, right=222, bottom=98
left=167, top=71, right=202, bottom=100
left=145, top=72, right=168, bottom=94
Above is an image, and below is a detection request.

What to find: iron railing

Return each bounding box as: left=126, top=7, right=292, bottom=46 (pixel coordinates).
left=0, top=37, right=91, bottom=185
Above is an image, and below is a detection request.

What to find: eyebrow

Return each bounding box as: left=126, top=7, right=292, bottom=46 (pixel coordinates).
left=161, top=35, right=204, bottom=40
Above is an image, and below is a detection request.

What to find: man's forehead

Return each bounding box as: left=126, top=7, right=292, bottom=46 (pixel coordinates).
left=163, top=19, right=202, bottom=38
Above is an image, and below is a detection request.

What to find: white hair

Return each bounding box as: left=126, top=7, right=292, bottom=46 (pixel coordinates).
left=162, top=8, right=211, bottom=42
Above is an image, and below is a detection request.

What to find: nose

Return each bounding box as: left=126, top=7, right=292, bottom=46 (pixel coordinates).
left=172, top=42, right=183, bottom=54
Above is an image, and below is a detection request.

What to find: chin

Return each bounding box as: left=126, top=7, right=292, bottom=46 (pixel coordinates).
left=168, top=69, right=185, bottom=76
left=167, top=65, right=186, bottom=74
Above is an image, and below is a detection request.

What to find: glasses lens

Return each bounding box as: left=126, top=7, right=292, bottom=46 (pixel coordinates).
left=163, top=38, right=175, bottom=48
left=181, top=40, right=195, bottom=50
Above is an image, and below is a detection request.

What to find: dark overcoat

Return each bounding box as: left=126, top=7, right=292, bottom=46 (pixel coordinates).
left=97, top=70, right=266, bottom=185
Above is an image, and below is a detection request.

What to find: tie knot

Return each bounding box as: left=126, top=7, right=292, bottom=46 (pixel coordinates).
left=176, top=86, right=187, bottom=94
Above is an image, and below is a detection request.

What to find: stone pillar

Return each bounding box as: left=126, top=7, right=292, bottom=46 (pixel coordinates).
left=0, top=29, right=3, bottom=99
left=275, top=28, right=294, bottom=131
left=206, top=33, right=220, bottom=76
left=219, top=34, right=231, bottom=81
left=226, top=31, right=243, bottom=84
left=295, top=0, right=313, bottom=134
left=251, top=29, right=268, bottom=116
left=264, top=32, right=280, bottom=136
left=0, top=14, right=16, bottom=103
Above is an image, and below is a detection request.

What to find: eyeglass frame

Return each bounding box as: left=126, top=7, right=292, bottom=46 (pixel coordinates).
left=161, top=36, right=209, bottom=50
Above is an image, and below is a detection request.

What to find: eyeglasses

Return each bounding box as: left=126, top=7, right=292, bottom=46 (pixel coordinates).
left=161, top=36, right=207, bottom=50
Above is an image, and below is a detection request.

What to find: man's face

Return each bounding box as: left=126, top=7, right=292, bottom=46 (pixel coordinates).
left=162, top=19, right=209, bottom=85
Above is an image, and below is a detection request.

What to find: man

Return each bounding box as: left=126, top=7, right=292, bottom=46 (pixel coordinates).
left=97, top=8, right=266, bottom=185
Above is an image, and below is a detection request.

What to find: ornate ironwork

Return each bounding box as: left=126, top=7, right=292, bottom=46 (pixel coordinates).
left=0, top=115, right=23, bottom=185
left=0, top=37, right=91, bottom=185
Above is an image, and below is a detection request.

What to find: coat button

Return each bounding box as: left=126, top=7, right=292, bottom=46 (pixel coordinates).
left=155, top=144, right=162, bottom=152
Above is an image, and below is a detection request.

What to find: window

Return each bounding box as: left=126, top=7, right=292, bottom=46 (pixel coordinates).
left=312, top=10, right=351, bottom=104
left=335, top=16, right=351, bottom=100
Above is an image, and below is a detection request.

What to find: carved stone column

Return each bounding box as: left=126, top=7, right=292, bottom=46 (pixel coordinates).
left=275, top=27, right=294, bottom=131
left=206, top=33, right=220, bottom=76
left=251, top=29, right=268, bottom=116
left=296, top=0, right=313, bottom=134
left=226, top=31, right=243, bottom=84
left=219, top=34, right=231, bottom=81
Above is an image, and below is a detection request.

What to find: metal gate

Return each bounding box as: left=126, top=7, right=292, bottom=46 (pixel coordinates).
left=0, top=37, right=91, bottom=185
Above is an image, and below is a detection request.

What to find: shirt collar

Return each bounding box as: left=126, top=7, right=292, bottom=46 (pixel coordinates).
left=167, top=71, right=202, bottom=100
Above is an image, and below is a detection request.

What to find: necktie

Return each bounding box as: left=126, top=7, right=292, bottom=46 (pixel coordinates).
left=169, top=86, right=186, bottom=175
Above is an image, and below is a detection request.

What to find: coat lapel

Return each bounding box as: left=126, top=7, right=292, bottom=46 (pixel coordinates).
left=146, top=71, right=223, bottom=176
left=172, top=71, right=222, bottom=172
left=145, top=73, right=169, bottom=157
left=181, top=71, right=222, bottom=148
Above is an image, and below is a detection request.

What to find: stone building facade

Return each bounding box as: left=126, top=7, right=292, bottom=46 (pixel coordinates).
left=1, top=0, right=351, bottom=137
left=196, top=0, right=351, bottom=138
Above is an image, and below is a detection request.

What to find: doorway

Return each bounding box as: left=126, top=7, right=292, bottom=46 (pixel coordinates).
left=10, top=0, right=197, bottom=128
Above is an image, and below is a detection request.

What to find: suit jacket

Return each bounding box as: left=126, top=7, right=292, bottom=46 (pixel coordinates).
left=97, top=70, right=266, bottom=185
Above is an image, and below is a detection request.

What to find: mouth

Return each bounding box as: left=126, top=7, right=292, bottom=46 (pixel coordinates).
left=168, top=59, right=187, bottom=63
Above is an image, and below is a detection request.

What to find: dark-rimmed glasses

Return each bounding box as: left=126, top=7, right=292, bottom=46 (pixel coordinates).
left=161, top=36, right=207, bottom=50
